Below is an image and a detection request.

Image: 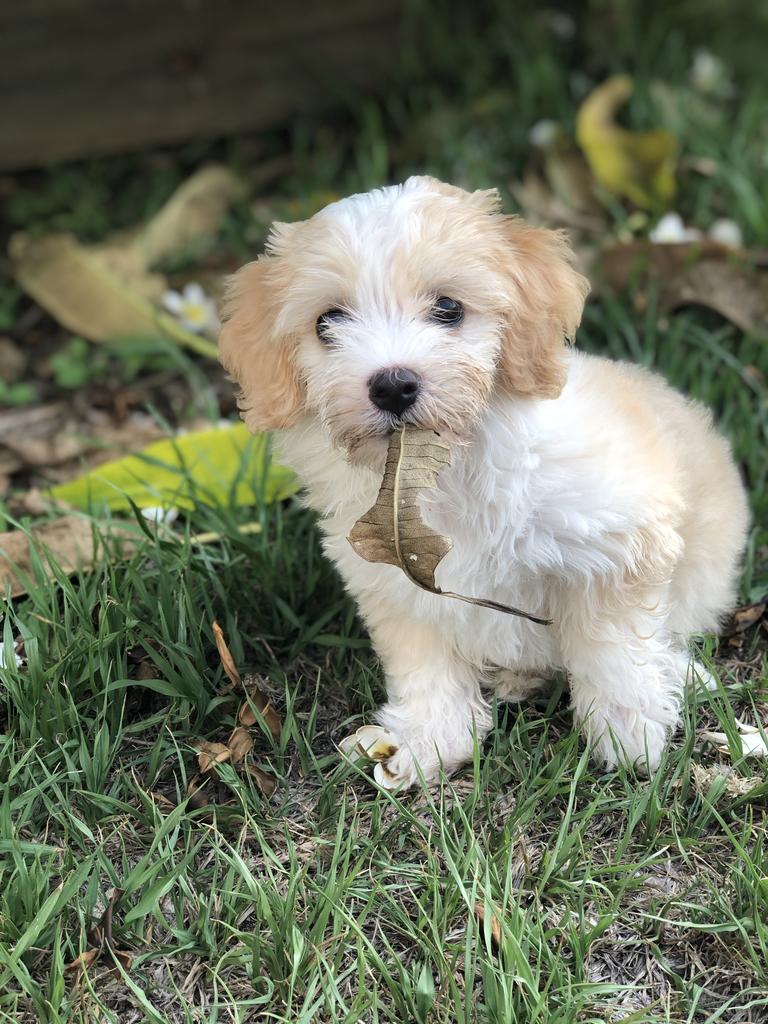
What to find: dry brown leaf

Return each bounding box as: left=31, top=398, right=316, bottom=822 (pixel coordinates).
left=511, top=169, right=606, bottom=233
left=348, top=427, right=551, bottom=624
left=196, top=741, right=231, bottom=773
left=474, top=902, right=502, bottom=947
left=212, top=620, right=241, bottom=687
left=244, top=763, right=278, bottom=797
left=239, top=676, right=282, bottom=738
left=67, top=888, right=132, bottom=981
left=65, top=947, right=101, bottom=974
left=149, top=791, right=175, bottom=810
left=227, top=725, right=254, bottom=764
left=0, top=515, right=136, bottom=598
left=212, top=622, right=282, bottom=736
left=349, top=426, right=452, bottom=589
left=186, top=775, right=211, bottom=810
left=595, top=241, right=768, bottom=334
left=721, top=600, right=767, bottom=637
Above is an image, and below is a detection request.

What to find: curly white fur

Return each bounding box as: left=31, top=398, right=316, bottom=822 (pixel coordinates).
left=220, top=176, right=749, bottom=787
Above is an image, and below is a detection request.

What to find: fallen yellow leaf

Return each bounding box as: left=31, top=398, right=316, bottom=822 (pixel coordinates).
left=576, top=75, right=677, bottom=210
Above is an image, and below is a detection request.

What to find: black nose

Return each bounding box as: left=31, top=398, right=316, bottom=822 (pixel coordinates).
left=368, top=367, right=422, bottom=415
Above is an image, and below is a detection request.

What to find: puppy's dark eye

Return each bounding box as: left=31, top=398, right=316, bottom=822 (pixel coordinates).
left=429, top=296, right=464, bottom=326
left=316, top=307, right=347, bottom=342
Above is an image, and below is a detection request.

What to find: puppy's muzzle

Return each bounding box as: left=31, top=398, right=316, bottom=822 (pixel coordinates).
left=368, top=367, right=421, bottom=416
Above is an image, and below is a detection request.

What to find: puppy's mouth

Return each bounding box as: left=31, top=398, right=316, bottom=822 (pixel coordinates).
left=335, top=407, right=466, bottom=467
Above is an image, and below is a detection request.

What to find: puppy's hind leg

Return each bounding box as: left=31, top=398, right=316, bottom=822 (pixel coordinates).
left=559, top=583, right=683, bottom=773
left=340, top=610, right=489, bottom=789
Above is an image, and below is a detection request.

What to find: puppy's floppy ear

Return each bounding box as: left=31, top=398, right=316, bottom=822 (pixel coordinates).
left=496, top=219, right=589, bottom=399
left=218, top=258, right=304, bottom=432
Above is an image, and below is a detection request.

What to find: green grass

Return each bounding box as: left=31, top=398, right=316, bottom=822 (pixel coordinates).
left=2, top=0, right=768, bottom=1021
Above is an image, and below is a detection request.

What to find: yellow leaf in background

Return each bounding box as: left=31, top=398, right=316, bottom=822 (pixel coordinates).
left=49, top=424, right=298, bottom=513
left=576, top=75, right=677, bottom=210
left=9, top=232, right=217, bottom=359
left=9, top=165, right=245, bottom=360
left=138, top=166, right=245, bottom=267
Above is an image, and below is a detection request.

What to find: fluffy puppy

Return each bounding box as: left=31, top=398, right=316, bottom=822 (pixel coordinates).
left=219, top=176, right=749, bottom=788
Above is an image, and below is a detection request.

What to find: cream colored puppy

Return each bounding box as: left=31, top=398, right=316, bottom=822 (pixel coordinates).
left=220, top=176, right=749, bottom=788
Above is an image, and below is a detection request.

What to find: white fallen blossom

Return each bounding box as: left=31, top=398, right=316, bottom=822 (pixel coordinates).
left=700, top=719, right=768, bottom=759
left=649, top=212, right=702, bottom=244
left=528, top=119, right=559, bottom=148
left=141, top=506, right=180, bottom=526
left=690, top=49, right=732, bottom=97
left=162, top=282, right=219, bottom=335
left=708, top=218, right=743, bottom=249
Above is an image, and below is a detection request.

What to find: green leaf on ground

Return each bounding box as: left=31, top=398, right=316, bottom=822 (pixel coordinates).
left=49, top=423, right=298, bottom=513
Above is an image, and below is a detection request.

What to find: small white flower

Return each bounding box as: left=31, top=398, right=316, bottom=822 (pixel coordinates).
left=528, top=119, right=559, bottom=148
left=649, top=212, right=702, bottom=244
left=162, top=282, right=219, bottom=335
left=708, top=218, right=743, bottom=249
left=690, top=49, right=732, bottom=96
left=141, top=505, right=180, bottom=526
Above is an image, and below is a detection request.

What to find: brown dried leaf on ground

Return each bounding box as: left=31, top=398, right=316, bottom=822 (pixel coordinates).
left=0, top=404, right=165, bottom=485
left=244, top=763, right=278, bottom=797
left=196, top=741, right=231, bottom=773
left=66, top=888, right=132, bottom=983
left=227, top=726, right=254, bottom=764
left=348, top=426, right=551, bottom=624
left=212, top=619, right=241, bottom=687
left=212, top=620, right=282, bottom=737
left=595, top=240, right=768, bottom=334
left=0, top=515, right=136, bottom=598
left=239, top=675, right=282, bottom=738
left=720, top=599, right=767, bottom=637
left=474, top=902, right=502, bottom=947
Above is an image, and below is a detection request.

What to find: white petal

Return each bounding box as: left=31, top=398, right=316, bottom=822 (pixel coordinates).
left=528, top=119, right=559, bottom=148
left=700, top=722, right=768, bottom=759
left=374, top=760, right=406, bottom=789
left=338, top=725, right=399, bottom=761
left=162, top=290, right=185, bottom=314
left=183, top=282, right=206, bottom=304
left=709, top=218, right=743, bottom=249
left=691, top=50, right=727, bottom=94
left=741, top=733, right=768, bottom=757
left=141, top=505, right=179, bottom=526
left=650, top=213, right=702, bottom=245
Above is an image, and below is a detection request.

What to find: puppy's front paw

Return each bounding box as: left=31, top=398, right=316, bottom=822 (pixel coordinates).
left=338, top=725, right=439, bottom=790
left=338, top=725, right=408, bottom=789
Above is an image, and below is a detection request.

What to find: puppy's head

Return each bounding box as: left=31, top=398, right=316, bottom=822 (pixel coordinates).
left=219, top=176, right=588, bottom=456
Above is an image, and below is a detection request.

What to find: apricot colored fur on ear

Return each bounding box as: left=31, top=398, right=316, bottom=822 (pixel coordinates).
left=218, top=259, right=305, bottom=432
left=496, top=219, right=589, bottom=399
